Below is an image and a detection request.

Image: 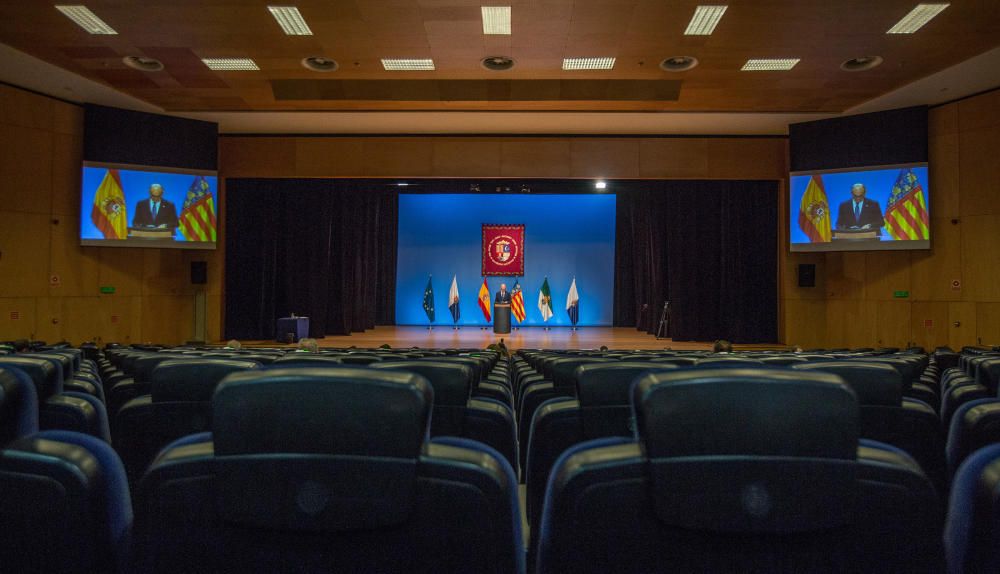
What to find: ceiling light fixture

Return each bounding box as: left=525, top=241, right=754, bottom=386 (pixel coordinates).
left=481, top=6, right=511, bottom=35
left=268, top=6, right=313, bottom=35
left=55, top=5, right=117, bottom=34
left=887, top=3, right=949, bottom=34
left=741, top=58, right=800, bottom=71
left=122, top=56, right=164, bottom=72
left=660, top=56, right=699, bottom=72
left=381, top=58, right=435, bottom=71
left=562, top=57, right=616, bottom=71
left=301, top=57, right=338, bottom=72
left=840, top=56, right=883, bottom=72
left=684, top=5, right=727, bottom=35
left=202, top=58, right=260, bottom=71
left=595, top=181, right=608, bottom=190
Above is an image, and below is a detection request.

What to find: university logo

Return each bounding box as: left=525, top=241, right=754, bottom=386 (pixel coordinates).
left=488, top=235, right=518, bottom=267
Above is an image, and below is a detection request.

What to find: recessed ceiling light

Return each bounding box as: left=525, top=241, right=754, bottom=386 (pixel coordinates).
left=660, top=56, right=699, bottom=72
left=684, top=5, right=727, bottom=35
left=840, top=56, right=884, bottom=72
left=55, top=5, right=117, bottom=34
left=887, top=3, right=949, bottom=34
left=381, top=58, right=435, bottom=71
left=202, top=58, right=260, bottom=71
left=481, top=56, right=515, bottom=71
left=122, top=56, right=164, bottom=72
left=741, top=58, right=800, bottom=71
left=268, top=6, right=312, bottom=35
left=301, top=57, right=338, bottom=72
left=595, top=181, right=608, bottom=190
left=562, top=57, right=616, bottom=71
left=481, top=6, right=511, bottom=35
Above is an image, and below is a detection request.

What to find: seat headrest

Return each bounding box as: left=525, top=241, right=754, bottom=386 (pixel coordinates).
left=272, top=355, right=344, bottom=368
left=151, top=359, right=261, bottom=402
left=369, top=361, right=472, bottom=405
left=0, top=357, right=61, bottom=397
left=792, top=361, right=901, bottom=406
left=22, top=353, right=72, bottom=381
left=0, top=367, right=38, bottom=443
left=694, top=357, right=765, bottom=368
left=132, top=354, right=189, bottom=382
left=212, top=367, right=433, bottom=457
left=550, top=358, right=613, bottom=387
left=575, top=362, right=676, bottom=407
left=633, top=369, right=858, bottom=459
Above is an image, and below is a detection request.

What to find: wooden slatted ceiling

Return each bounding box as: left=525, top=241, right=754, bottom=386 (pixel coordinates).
left=0, top=0, right=996, bottom=112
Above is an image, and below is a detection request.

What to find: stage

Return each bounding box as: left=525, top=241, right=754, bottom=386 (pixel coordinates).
left=243, top=326, right=787, bottom=352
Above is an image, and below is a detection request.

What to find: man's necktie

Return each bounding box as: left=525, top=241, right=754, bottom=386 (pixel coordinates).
left=153, top=202, right=159, bottom=220
left=854, top=202, right=860, bottom=222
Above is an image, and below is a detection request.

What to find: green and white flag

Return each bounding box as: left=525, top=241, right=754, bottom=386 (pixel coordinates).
left=538, top=277, right=554, bottom=322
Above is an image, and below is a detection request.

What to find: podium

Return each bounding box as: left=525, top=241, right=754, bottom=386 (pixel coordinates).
left=276, top=316, right=309, bottom=343
left=494, top=304, right=511, bottom=334
left=128, top=227, right=174, bottom=240
left=832, top=229, right=879, bottom=241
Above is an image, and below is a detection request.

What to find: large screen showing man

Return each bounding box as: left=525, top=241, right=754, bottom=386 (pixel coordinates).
left=835, top=183, right=883, bottom=235
left=133, top=183, right=179, bottom=229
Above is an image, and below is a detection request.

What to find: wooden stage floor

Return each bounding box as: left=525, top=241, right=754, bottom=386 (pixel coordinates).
left=244, top=326, right=786, bottom=352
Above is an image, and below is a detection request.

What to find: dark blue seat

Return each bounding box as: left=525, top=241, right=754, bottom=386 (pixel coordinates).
left=114, top=357, right=261, bottom=485
left=0, top=356, right=109, bottom=440
left=945, top=443, right=1000, bottom=574
left=536, top=368, right=943, bottom=574
left=133, top=367, right=523, bottom=574
left=946, top=398, right=1000, bottom=478
left=0, top=367, right=132, bottom=573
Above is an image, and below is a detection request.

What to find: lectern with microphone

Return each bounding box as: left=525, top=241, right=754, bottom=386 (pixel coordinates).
left=494, top=288, right=512, bottom=334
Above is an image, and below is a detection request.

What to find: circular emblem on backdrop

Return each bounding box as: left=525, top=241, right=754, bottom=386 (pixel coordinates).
left=487, top=234, right=519, bottom=267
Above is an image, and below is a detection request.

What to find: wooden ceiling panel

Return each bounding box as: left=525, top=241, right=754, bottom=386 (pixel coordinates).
left=0, top=0, right=995, bottom=112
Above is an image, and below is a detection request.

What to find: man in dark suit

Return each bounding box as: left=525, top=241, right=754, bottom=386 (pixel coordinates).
left=495, top=283, right=511, bottom=304
left=835, top=183, right=883, bottom=235
left=132, top=183, right=179, bottom=229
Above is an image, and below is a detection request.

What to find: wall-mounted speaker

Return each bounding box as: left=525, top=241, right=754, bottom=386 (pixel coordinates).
left=190, top=261, right=207, bottom=285
left=798, top=263, right=816, bottom=287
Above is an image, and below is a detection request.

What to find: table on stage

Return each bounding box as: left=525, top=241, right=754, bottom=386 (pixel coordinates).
left=494, top=304, right=511, bottom=334
left=276, top=316, right=310, bottom=343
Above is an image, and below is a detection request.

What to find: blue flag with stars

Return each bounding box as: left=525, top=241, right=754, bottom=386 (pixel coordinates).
left=423, top=275, right=435, bottom=322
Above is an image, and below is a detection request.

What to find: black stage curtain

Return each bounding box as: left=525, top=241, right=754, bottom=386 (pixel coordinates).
left=614, top=181, right=779, bottom=343
left=225, top=179, right=397, bottom=339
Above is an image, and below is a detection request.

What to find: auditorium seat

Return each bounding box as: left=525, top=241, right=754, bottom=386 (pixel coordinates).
left=106, top=352, right=190, bottom=417
left=525, top=362, right=676, bottom=533
left=946, top=398, right=1000, bottom=478
left=272, top=354, right=345, bottom=367
left=0, top=356, right=109, bottom=440
left=132, top=367, right=523, bottom=573
left=114, top=357, right=261, bottom=486
left=0, top=367, right=132, bottom=574
left=945, top=443, right=1000, bottom=574
left=370, top=360, right=517, bottom=470
left=535, top=368, right=943, bottom=574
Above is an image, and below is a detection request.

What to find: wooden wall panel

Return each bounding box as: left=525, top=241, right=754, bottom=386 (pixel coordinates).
left=51, top=133, right=83, bottom=217
left=910, top=218, right=962, bottom=301
left=959, top=215, right=1000, bottom=303
left=638, top=138, right=709, bottom=178
left=782, top=298, right=826, bottom=348
left=824, top=252, right=867, bottom=300
left=432, top=139, right=502, bottom=177
left=0, top=211, right=52, bottom=297
left=362, top=139, right=434, bottom=177
left=958, top=88, right=1000, bottom=132
left=219, top=137, right=296, bottom=177
left=876, top=300, right=912, bottom=348
left=0, top=297, right=37, bottom=341
left=825, top=300, right=877, bottom=348
left=569, top=139, right=639, bottom=178
left=0, top=84, right=53, bottom=131
left=864, top=251, right=911, bottom=301
left=0, top=125, right=53, bottom=214
left=707, top=138, right=788, bottom=180
left=977, top=303, right=1000, bottom=347
left=49, top=220, right=99, bottom=297
left=929, top=133, right=960, bottom=220
left=950, top=302, right=977, bottom=349
left=294, top=138, right=366, bottom=176
left=958, top=126, right=1000, bottom=217
left=911, top=301, right=950, bottom=352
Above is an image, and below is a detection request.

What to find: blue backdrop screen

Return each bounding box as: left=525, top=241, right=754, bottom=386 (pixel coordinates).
left=396, top=194, right=616, bottom=326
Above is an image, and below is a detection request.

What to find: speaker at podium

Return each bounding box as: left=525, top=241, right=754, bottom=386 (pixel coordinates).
left=494, top=285, right=512, bottom=334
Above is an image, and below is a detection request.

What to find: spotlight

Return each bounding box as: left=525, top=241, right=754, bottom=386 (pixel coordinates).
left=595, top=180, right=607, bottom=190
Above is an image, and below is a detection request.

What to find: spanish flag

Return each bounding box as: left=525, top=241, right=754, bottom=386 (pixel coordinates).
left=798, top=175, right=831, bottom=242
left=478, top=278, right=492, bottom=322
left=90, top=169, right=127, bottom=239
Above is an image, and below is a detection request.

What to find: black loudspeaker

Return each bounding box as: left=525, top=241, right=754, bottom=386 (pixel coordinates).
left=797, top=264, right=816, bottom=287
left=190, top=261, right=207, bottom=285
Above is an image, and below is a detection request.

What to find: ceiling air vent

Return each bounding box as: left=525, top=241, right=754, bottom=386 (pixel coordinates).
left=122, top=56, right=164, bottom=72
left=302, top=57, right=339, bottom=72
left=660, top=56, right=698, bottom=72
left=481, top=56, right=515, bottom=71
left=840, top=56, right=883, bottom=72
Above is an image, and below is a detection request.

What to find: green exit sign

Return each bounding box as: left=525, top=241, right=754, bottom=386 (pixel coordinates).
left=893, top=290, right=909, bottom=298
left=100, top=286, right=116, bottom=294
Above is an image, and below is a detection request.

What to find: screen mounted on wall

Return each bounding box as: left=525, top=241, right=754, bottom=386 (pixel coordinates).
left=80, top=162, right=218, bottom=250
left=790, top=163, right=929, bottom=252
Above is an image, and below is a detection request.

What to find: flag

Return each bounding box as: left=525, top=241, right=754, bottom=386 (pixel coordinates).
left=422, top=275, right=435, bottom=322
left=884, top=168, right=930, bottom=241
left=511, top=280, right=526, bottom=323
left=178, top=176, right=217, bottom=242
left=538, top=277, right=554, bottom=322
left=90, top=169, right=127, bottom=239
left=798, top=175, right=831, bottom=242
left=448, top=275, right=461, bottom=323
left=478, top=278, right=492, bottom=322
left=566, top=277, right=579, bottom=325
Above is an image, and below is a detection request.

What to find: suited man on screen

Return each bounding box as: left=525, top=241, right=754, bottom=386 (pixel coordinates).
left=495, top=283, right=511, bottom=304
left=835, top=183, right=883, bottom=235
left=132, top=183, right=179, bottom=229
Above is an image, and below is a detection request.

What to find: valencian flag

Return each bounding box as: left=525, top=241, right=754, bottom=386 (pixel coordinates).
left=178, top=176, right=217, bottom=242
left=884, top=168, right=929, bottom=240
left=448, top=275, right=461, bottom=323
left=422, top=275, right=435, bottom=322
left=478, top=278, right=492, bottom=322
left=511, top=280, right=526, bottom=323
left=538, top=277, right=554, bottom=322
left=566, top=278, right=579, bottom=325
left=798, top=175, right=831, bottom=242
left=91, top=169, right=127, bottom=239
